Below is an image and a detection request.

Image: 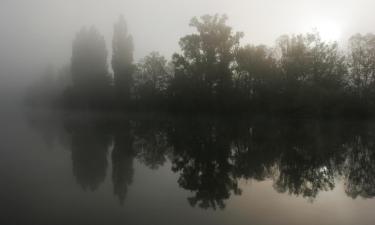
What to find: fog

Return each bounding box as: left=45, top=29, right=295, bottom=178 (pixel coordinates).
left=4, top=2, right=375, bottom=224
left=1, top=0, right=375, bottom=101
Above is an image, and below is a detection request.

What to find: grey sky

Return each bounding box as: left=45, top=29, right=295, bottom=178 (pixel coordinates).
left=1, top=0, right=375, bottom=88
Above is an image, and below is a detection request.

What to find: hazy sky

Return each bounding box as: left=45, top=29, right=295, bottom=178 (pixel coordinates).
left=1, top=0, right=375, bottom=88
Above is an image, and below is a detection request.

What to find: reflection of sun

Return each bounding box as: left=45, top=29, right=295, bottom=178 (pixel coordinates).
left=309, top=18, right=342, bottom=41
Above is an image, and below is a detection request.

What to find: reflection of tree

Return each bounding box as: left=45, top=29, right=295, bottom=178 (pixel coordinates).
left=273, top=149, right=335, bottom=200
left=133, top=119, right=171, bottom=169
left=28, top=112, right=375, bottom=207
left=66, top=118, right=111, bottom=191
left=232, top=120, right=284, bottom=181
left=269, top=121, right=345, bottom=200
left=233, top=120, right=345, bottom=200
left=342, top=133, right=375, bottom=198
left=112, top=121, right=135, bottom=205
left=168, top=119, right=240, bottom=209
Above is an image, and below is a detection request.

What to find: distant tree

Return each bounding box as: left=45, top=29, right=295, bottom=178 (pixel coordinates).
left=134, top=52, right=171, bottom=107
left=112, top=15, right=134, bottom=104
left=170, top=14, right=243, bottom=110
left=33, top=14, right=375, bottom=116
left=234, top=45, right=280, bottom=110
left=348, top=33, right=375, bottom=99
left=277, top=32, right=347, bottom=115
left=69, top=27, right=110, bottom=108
left=277, top=34, right=311, bottom=85
left=26, top=65, right=71, bottom=107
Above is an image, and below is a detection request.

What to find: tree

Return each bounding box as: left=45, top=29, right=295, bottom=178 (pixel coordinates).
left=276, top=32, right=347, bottom=115
left=70, top=27, right=110, bottom=108
left=348, top=33, right=375, bottom=98
left=234, top=45, right=280, bottom=110
left=112, top=15, right=134, bottom=104
left=134, top=52, right=171, bottom=107
left=170, top=14, right=243, bottom=110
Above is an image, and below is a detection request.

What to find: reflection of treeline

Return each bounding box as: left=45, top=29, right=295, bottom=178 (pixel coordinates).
left=28, top=113, right=375, bottom=209
left=26, top=14, right=375, bottom=116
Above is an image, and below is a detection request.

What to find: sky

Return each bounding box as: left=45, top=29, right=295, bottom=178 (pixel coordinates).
left=1, top=0, right=375, bottom=89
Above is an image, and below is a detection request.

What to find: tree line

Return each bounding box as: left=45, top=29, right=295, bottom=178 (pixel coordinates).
left=26, top=14, right=375, bottom=116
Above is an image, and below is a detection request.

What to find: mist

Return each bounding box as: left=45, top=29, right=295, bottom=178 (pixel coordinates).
left=4, top=2, right=375, bottom=225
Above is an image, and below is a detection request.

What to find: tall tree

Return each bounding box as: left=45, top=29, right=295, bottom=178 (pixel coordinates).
left=112, top=15, right=134, bottom=104
left=348, top=33, right=375, bottom=98
left=70, top=27, right=110, bottom=107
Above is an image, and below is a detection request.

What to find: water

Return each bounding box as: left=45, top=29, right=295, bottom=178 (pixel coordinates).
left=1, top=107, right=375, bottom=225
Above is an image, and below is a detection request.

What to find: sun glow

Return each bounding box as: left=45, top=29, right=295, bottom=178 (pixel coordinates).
left=308, top=18, right=342, bottom=42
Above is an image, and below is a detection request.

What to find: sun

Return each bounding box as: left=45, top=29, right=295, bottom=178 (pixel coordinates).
left=308, top=18, right=342, bottom=42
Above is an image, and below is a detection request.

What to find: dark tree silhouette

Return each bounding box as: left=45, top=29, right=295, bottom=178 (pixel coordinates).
left=169, top=14, right=243, bottom=111
left=25, top=14, right=375, bottom=117
left=277, top=32, right=347, bottom=115
left=348, top=34, right=375, bottom=98
left=134, top=52, right=171, bottom=109
left=112, top=15, right=135, bottom=105
left=346, top=33, right=375, bottom=114
left=234, top=45, right=280, bottom=111
left=66, top=27, right=110, bottom=108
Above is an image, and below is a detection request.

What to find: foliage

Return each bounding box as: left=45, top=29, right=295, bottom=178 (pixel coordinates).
left=169, top=14, right=243, bottom=111
left=134, top=52, right=172, bottom=108
left=112, top=15, right=135, bottom=104
left=66, top=27, right=111, bottom=108
left=26, top=14, right=375, bottom=117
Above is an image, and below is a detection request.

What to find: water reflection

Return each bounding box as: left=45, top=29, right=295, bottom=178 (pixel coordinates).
left=28, top=112, right=375, bottom=209
left=65, top=118, right=111, bottom=191
left=112, top=120, right=135, bottom=205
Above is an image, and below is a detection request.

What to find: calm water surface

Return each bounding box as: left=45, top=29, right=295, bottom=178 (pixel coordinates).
left=1, top=106, right=375, bottom=225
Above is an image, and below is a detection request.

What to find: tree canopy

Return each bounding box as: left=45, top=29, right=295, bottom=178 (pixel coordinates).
left=112, top=15, right=134, bottom=104
left=26, top=14, right=375, bottom=117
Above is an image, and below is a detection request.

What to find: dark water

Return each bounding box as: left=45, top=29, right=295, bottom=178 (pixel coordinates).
left=2, top=107, right=375, bottom=225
